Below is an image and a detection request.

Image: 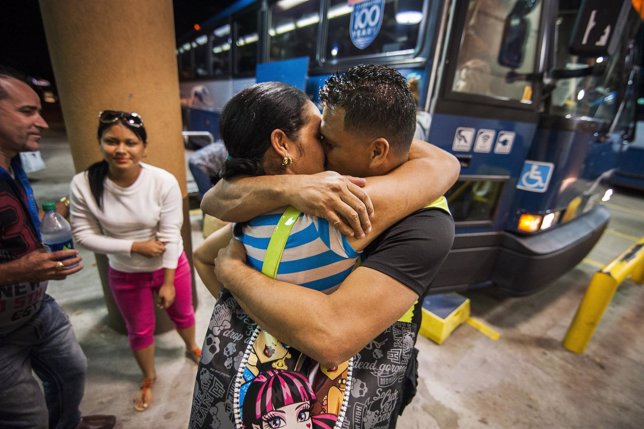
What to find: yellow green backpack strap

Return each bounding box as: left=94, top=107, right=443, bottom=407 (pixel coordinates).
left=425, top=195, right=450, bottom=214
left=261, top=206, right=301, bottom=279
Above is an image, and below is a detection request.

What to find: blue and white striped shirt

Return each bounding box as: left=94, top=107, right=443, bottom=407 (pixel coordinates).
left=237, top=211, right=360, bottom=293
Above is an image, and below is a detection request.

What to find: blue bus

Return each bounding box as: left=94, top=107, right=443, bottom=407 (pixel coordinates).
left=177, top=0, right=642, bottom=296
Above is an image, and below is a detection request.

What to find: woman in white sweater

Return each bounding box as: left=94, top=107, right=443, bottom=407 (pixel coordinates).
left=69, top=110, right=200, bottom=412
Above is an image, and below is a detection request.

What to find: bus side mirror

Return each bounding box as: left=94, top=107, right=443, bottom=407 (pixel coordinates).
left=498, top=0, right=539, bottom=69
left=498, top=15, right=529, bottom=69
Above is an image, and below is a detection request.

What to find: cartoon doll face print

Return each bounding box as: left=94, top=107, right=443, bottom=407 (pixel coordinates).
left=256, top=400, right=312, bottom=429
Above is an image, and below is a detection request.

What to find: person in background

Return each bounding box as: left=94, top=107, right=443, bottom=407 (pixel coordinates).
left=408, top=75, right=432, bottom=141
left=187, top=140, right=228, bottom=200
left=0, top=65, right=115, bottom=429
left=69, top=110, right=200, bottom=412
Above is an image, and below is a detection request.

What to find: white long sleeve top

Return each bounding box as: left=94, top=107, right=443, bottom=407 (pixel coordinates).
left=70, top=163, right=184, bottom=273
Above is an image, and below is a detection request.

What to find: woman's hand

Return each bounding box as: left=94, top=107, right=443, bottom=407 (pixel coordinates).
left=157, top=282, right=176, bottom=309
left=131, top=240, right=165, bottom=258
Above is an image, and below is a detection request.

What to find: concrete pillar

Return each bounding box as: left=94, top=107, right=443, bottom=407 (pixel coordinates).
left=39, top=0, right=197, bottom=334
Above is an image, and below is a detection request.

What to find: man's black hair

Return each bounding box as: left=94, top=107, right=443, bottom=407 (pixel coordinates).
left=319, top=64, right=417, bottom=155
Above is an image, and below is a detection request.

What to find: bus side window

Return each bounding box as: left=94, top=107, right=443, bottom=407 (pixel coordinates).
left=269, top=1, right=320, bottom=63
left=446, top=180, right=504, bottom=223
left=212, top=23, right=231, bottom=78
left=234, top=9, right=259, bottom=76
left=325, top=0, right=422, bottom=60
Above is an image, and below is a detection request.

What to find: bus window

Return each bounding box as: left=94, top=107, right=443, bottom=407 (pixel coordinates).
left=451, top=0, right=541, bottom=102
left=234, top=9, right=259, bottom=76
left=194, top=35, right=210, bottom=78
left=446, top=179, right=504, bottom=223
left=178, top=46, right=193, bottom=80
left=325, top=0, right=423, bottom=61
left=269, top=0, right=320, bottom=62
left=212, top=24, right=232, bottom=77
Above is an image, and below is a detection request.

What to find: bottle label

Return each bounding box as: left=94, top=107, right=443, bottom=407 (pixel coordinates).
left=43, top=238, right=75, bottom=253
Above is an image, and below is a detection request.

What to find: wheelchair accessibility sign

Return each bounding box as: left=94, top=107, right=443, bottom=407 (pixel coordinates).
left=517, top=161, right=554, bottom=193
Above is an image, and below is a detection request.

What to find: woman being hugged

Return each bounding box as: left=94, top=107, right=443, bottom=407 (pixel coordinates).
left=70, top=110, right=200, bottom=412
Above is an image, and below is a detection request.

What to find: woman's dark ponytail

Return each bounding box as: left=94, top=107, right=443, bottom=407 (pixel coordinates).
left=87, top=160, right=109, bottom=208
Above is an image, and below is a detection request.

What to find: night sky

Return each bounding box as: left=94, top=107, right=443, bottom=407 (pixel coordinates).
left=0, top=0, right=234, bottom=82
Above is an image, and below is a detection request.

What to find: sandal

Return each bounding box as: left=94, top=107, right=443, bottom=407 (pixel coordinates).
left=133, top=377, right=155, bottom=412
left=185, top=346, right=202, bottom=364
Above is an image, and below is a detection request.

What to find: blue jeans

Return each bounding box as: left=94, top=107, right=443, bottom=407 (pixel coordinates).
left=0, top=295, right=87, bottom=429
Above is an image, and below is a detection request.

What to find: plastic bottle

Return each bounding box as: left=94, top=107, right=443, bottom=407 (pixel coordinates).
left=41, top=201, right=75, bottom=253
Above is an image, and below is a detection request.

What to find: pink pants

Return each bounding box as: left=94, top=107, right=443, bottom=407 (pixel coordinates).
left=107, top=252, right=195, bottom=350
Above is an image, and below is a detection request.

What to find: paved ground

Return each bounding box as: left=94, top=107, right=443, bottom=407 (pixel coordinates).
left=29, top=130, right=644, bottom=428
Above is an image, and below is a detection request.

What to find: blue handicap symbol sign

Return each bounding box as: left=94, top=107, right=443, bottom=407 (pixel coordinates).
left=350, top=0, right=384, bottom=50
left=517, top=161, right=554, bottom=193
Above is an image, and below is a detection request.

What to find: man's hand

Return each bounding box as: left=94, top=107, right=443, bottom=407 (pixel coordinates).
left=214, top=239, right=247, bottom=287
left=286, top=172, right=374, bottom=238
left=202, top=172, right=374, bottom=238
left=0, top=248, right=83, bottom=285
left=131, top=240, right=165, bottom=258
left=157, top=282, right=176, bottom=309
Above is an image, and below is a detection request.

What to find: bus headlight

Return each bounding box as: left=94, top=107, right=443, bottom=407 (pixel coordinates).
left=540, top=212, right=558, bottom=230
left=517, top=211, right=560, bottom=233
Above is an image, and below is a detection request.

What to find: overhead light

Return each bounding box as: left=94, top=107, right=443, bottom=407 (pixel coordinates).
left=214, top=24, right=230, bottom=38
left=213, top=43, right=231, bottom=54
left=182, top=43, right=191, bottom=51
left=275, top=22, right=296, bottom=34
left=396, top=11, right=422, bottom=24
left=237, top=34, right=258, bottom=46
left=196, top=35, right=208, bottom=45
left=396, top=0, right=423, bottom=25
left=296, top=14, right=319, bottom=28
left=328, top=4, right=352, bottom=19
left=277, top=0, right=308, bottom=10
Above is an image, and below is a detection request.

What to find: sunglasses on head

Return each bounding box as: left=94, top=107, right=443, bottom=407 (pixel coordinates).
left=98, top=110, right=144, bottom=128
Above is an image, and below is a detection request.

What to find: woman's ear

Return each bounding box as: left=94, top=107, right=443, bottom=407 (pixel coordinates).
left=269, top=129, right=290, bottom=158
left=368, top=137, right=389, bottom=167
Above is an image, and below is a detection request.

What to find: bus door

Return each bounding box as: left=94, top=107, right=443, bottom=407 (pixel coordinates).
left=494, top=0, right=641, bottom=294
left=508, top=0, right=640, bottom=228
left=425, top=0, right=546, bottom=291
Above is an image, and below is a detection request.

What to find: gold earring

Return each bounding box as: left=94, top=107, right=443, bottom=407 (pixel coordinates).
left=281, top=156, right=292, bottom=167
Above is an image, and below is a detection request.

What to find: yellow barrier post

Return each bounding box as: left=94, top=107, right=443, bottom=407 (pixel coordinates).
left=564, top=237, right=644, bottom=354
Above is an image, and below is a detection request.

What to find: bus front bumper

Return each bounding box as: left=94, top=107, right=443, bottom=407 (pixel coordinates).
left=492, top=205, right=610, bottom=296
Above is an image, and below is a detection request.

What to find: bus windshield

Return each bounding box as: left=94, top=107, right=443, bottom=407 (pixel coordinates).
left=450, top=0, right=542, bottom=103
left=548, top=8, right=629, bottom=122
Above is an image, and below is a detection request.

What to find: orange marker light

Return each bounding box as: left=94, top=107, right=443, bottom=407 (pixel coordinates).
left=194, top=23, right=201, bottom=31
left=518, top=213, right=542, bottom=233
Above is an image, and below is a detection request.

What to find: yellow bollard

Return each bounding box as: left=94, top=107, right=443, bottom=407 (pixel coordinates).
left=563, top=273, right=618, bottom=353
left=564, top=237, right=644, bottom=354
left=632, top=260, right=644, bottom=285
